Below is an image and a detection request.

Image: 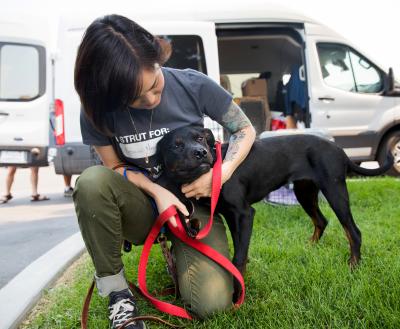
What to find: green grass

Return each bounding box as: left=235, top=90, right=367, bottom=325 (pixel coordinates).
left=23, top=177, right=400, bottom=329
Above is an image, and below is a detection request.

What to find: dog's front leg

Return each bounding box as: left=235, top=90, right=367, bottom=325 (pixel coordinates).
left=233, top=206, right=255, bottom=274
left=224, top=206, right=255, bottom=302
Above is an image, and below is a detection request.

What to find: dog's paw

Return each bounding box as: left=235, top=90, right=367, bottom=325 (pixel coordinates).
left=348, top=255, right=361, bottom=270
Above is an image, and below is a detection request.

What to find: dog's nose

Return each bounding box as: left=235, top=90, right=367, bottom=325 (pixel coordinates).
left=194, top=148, right=208, bottom=159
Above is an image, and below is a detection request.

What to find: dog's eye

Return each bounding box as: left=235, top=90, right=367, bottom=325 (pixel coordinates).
left=196, top=136, right=204, bottom=142
left=171, top=143, right=183, bottom=151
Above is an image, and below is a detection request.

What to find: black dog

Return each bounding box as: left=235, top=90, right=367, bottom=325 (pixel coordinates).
left=157, top=126, right=393, bottom=276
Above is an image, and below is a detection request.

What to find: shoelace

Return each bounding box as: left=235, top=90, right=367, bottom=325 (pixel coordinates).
left=108, top=298, right=136, bottom=327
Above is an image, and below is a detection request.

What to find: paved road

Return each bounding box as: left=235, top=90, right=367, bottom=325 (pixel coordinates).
left=0, top=165, right=79, bottom=289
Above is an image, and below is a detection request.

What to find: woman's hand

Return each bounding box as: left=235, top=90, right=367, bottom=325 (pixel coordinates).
left=181, top=164, right=233, bottom=200
left=152, top=185, right=189, bottom=227
left=181, top=169, right=213, bottom=200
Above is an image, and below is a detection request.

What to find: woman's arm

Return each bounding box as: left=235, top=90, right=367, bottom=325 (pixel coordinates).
left=94, top=145, right=188, bottom=225
left=220, top=101, right=256, bottom=183
left=182, top=101, right=256, bottom=199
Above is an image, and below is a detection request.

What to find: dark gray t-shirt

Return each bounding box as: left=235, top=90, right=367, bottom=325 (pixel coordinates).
left=80, top=67, right=232, bottom=179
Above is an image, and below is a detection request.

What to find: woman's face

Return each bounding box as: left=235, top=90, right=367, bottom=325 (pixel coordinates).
left=130, top=65, right=165, bottom=110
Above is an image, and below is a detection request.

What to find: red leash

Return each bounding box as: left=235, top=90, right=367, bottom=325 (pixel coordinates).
left=137, top=206, right=246, bottom=319
left=137, top=141, right=245, bottom=319
left=194, top=140, right=222, bottom=240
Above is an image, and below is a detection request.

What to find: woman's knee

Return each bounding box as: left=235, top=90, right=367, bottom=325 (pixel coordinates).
left=188, top=272, right=233, bottom=319
left=72, top=166, right=122, bottom=217
left=176, top=251, right=233, bottom=319
left=74, top=165, right=115, bottom=197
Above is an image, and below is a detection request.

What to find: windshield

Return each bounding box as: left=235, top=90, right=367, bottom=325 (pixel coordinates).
left=0, top=43, right=45, bottom=101
left=160, top=35, right=207, bottom=74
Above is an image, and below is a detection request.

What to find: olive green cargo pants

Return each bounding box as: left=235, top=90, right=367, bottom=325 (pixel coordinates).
left=73, top=165, right=233, bottom=318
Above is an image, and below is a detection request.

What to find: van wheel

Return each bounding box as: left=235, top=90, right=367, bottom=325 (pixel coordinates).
left=377, top=130, right=400, bottom=176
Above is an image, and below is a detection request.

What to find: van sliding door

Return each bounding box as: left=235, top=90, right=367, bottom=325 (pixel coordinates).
left=305, top=33, right=394, bottom=160
left=216, top=23, right=308, bottom=129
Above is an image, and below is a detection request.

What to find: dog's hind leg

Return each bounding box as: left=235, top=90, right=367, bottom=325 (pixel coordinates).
left=319, top=180, right=362, bottom=267
left=293, top=180, right=328, bottom=242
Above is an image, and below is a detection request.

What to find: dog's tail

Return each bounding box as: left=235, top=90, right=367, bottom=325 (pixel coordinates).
left=347, top=152, right=394, bottom=176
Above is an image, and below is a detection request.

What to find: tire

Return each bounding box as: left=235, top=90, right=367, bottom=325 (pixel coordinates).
left=377, top=130, right=400, bottom=177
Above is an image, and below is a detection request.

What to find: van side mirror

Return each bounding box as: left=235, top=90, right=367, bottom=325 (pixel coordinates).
left=383, top=67, right=395, bottom=95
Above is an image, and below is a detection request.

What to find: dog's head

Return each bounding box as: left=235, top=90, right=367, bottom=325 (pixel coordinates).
left=157, top=126, right=216, bottom=184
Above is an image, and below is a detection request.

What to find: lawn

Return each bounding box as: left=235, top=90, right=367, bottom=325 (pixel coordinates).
left=22, top=177, right=400, bottom=329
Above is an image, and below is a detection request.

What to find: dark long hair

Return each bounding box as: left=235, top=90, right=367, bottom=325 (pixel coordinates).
left=74, top=14, right=172, bottom=135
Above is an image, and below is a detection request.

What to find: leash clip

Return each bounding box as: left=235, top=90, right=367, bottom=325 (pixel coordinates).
left=157, top=232, right=167, bottom=244
left=177, top=200, right=200, bottom=239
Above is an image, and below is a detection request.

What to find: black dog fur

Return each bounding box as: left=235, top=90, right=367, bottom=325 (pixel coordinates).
left=156, top=126, right=393, bottom=278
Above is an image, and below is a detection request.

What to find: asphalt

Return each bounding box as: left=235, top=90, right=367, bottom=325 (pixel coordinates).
left=0, top=193, right=79, bottom=289
left=0, top=165, right=83, bottom=328
left=0, top=232, right=85, bottom=329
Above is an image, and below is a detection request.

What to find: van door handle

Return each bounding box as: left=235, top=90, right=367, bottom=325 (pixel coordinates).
left=0, top=111, right=9, bottom=116
left=318, top=97, right=335, bottom=102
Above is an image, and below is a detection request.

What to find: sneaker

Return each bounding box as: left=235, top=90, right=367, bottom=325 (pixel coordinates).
left=64, top=187, right=74, bottom=197
left=108, top=289, right=146, bottom=329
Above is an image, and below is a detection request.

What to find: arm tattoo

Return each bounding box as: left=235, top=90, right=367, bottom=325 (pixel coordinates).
left=225, top=130, right=246, bottom=162
left=221, top=101, right=252, bottom=134
left=221, top=101, right=252, bottom=162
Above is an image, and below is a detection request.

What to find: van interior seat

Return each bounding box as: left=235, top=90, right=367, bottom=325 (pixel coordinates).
left=220, top=74, right=232, bottom=94
left=258, top=71, right=272, bottom=102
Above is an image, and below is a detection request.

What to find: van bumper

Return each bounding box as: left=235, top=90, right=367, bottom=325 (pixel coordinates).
left=0, top=146, right=48, bottom=167
left=53, top=143, right=101, bottom=175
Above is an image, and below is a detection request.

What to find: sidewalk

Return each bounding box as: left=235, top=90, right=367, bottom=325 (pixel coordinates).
left=0, top=232, right=85, bottom=329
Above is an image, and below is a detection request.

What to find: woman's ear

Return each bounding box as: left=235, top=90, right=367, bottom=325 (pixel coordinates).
left=202, top=128, right=215, bottom=148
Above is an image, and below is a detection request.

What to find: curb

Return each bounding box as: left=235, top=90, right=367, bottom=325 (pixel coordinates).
left=0, top=232, right=85, bottom=329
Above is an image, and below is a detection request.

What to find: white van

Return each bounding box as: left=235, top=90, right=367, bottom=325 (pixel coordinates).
left=1, top=5, right=399, bottom=175
left=0, top=16, right=55, bottom=167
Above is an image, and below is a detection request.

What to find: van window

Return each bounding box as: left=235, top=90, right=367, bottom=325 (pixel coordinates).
left=160, top=35, right=207, bottom=74
left=317, top=43, right=383, bottom=93
left=0, top=43, right=46, bottom=101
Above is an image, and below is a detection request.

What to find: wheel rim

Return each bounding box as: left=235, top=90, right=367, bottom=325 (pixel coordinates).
left=391, top=139, right=400, bottom=172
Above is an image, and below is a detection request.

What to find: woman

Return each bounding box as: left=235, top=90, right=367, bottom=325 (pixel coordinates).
left=73, top=14, right=255, bottom=329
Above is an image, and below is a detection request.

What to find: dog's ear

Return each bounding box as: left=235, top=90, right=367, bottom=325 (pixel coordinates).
left=202, top=128, right=215, bottom=149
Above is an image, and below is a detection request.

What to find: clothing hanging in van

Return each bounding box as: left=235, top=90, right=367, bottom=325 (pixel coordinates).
left=283, top=65, right=307, bottom=116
